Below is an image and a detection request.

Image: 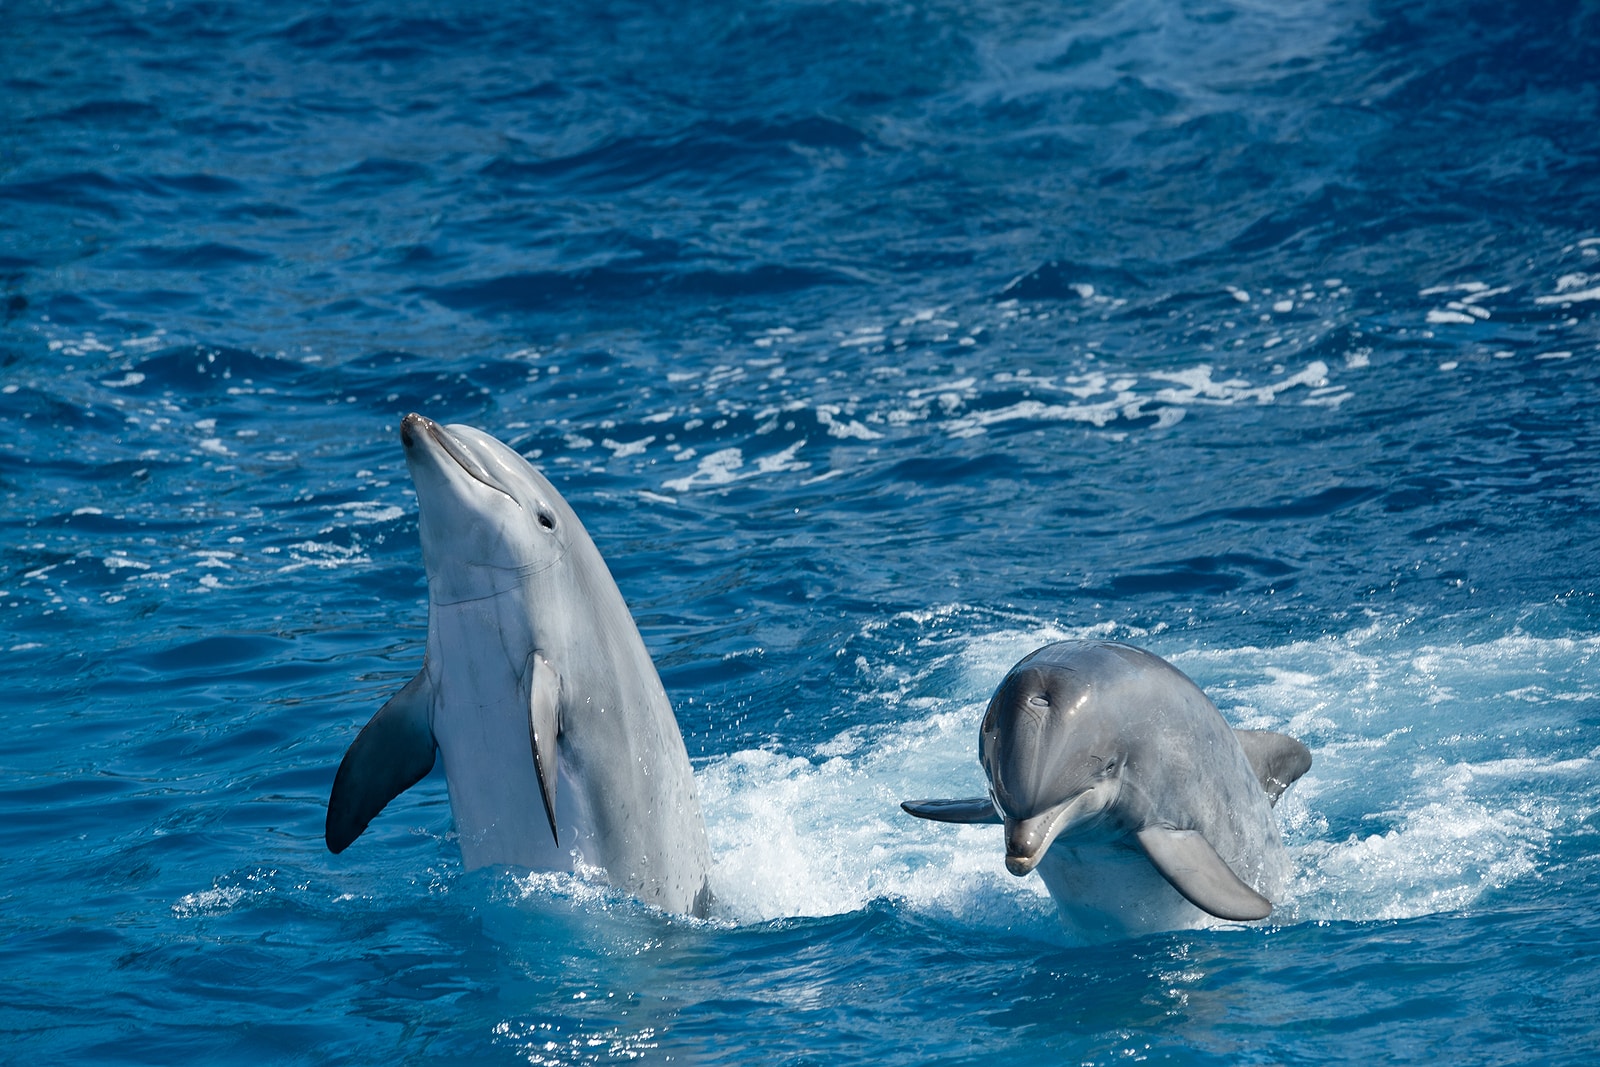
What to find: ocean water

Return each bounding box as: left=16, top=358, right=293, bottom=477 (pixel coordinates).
left=4, top=0, right=1599, bottom=1062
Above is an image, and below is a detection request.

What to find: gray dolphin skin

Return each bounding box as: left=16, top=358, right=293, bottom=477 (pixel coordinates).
left=326, top=413, right=714, bottom=917
left=902, top=640, right=1311, bottom=939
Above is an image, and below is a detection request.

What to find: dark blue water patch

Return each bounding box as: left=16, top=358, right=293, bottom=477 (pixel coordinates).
left=143, top=633, right=296, bottom=679
left=1168, top=486, right=1384, bottom=530
left=172, top=114, right=278, bottom=141
left=376, top=243, right=462, bottom=273
left=313, top=298, right=397, bottom=322
left=272, top=12, right=355, bottom=50
left=714, top=2, right=976, bottom=113
left=217, top=201, right=303, bottom=223
left=998, top=259, right=1148, bottom=302
left=98, top=289, right=212, bottom=317
left=333, top=349, right=538, bottom=418
left=270, top=10, right=493, bottom=62
left=314, top=158, right=435, bottom=200
left=1128, top=284, right=1264, bottom=322
left=1220, top=183, right=1424, bottom=262
left=474, top=80, right=568, bottom=111
left=1361, top=3, right=1598, bottom=114
left=1014, top=73, right=1185, bottom=131
left=47, top=99, right=163, bottom=126
left=104, top=243, right=270, bottom=271
left=139, top=172, right=247, bottom=198
left=882, top=451, right=1023, bottom=492
left=1037, top=30, right=1134, bottom=73
left=484, top=116, right=871, bottom=197
left=120, top=344, right=314, bottom=396
left=28, top=506, right=153, bottom=540
left=0, top=171, right=128, bottom=218
left=416, top=261, right=860, bottom=317
left=0, top=775, right=149, bottom=847
left=0, top=382, right=110, bottom=428
left=353, top=17, right=516, bottom=64
left=1088, top=553, right=1298, bottom=600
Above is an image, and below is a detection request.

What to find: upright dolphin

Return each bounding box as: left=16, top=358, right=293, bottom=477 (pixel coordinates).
left=326, top=413, right=714, bottom=916
left=903, top=640, right=1311, bottom=940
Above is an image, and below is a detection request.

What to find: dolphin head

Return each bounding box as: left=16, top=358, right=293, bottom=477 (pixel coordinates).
left=400, top=412, right=575, bottom=604
left=979, top=649, right=1128, bottom=876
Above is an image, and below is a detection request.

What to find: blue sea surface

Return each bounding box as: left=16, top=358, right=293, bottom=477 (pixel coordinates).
left=4, top=0, right=1600, bottom=1062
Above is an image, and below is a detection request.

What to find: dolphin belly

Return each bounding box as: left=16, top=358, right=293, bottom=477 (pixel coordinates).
left=1033, top=818, right=1293, bottom=940
left=433, top=709, right=595, bottom=874
left=1035, top=833, right=1212, bottom=940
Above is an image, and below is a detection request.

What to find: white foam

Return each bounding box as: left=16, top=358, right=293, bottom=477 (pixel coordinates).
left=815, top=406, right=883, bottom=441
left=943, top=396, right=1137, bottom=436
left=661, top=441, right=810, bottom=493
left=602, top=435, right=655, bottom=459
left=1151, top=361, right=1330, bottom=405
left=1535, top=286, right=1600, bottom=304
left=663, top=448, right=744, bottom=492
left=698, top=724, right=1054, bottom=933
left=172, top=884, right=248, bottom=917
left=320, top=501, right=404, bottom=525
left=276, top=540, right=371, bottom=572
left=172, top=869, right=291, bottom=918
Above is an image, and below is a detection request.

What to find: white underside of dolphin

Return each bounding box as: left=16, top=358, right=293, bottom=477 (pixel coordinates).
left=326, top=413, right=714, bottom=917
left=903, top=640, right=1312, bottom=941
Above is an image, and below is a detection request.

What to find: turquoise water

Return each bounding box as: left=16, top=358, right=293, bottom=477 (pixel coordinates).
left=4, top=0, right=1599, bottom=1062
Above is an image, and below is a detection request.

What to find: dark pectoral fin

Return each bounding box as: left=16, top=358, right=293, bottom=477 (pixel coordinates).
left=1135, top=826, right=1273, bottom=921
left=326, top=669, right=437, bottom=853
left=901, top=797, right=1004, bottom=824
left=526, top=650, right=562, bottom=847
left=1233, top=729, right=1313, bottom=806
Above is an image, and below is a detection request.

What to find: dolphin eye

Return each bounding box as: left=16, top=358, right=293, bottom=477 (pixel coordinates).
left=537, top=511, right=556, bottom=531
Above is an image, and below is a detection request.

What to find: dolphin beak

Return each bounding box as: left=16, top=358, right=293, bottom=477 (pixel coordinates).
left=1004, top=812, right=1058, bottom=875
left=1001, top=787, right=1106, bottom=876
left=401, top=412, right=517, bottom=503
left=400, top=411, right=431, bottom=449
left=1006, top=853, right=1039, bottom=876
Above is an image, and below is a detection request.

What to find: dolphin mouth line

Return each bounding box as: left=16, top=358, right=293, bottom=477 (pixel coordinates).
left=1004, top=790, right=1103, bottom=876
left=1005, top=807, right=1068, bottom=876
left=406, top=413, right=521, bottom=508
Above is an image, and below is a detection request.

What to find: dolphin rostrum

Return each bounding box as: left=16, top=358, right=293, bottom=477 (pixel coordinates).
left=327, top=413, right=714, bottom=916
left=902, top=640, right=1311, bottom=939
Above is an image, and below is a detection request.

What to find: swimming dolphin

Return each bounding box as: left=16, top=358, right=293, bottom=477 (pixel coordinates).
left=902, top=640, right=1311, bottom=939
left=326, top=413, right=714, bottom=917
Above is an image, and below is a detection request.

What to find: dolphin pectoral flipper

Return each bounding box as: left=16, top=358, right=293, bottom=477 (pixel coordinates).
left=326, top=670, right=438, bottom=854
left=525, top=650, right=562, bottom=846
left=1232, top=730, right=1313, bottom=806
left=901, top=797, right=1004, bottom=824
left=1135, top=826, right=1273, bottom=921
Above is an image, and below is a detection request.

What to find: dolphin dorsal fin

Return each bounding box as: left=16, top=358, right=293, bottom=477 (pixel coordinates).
left=326, top=669, right=438, bottom=853
left=1135, top=826, right=1273, bottom=921
left=526, top=650, right=563, bottom=846
left=900, top=797, right=1004, bottom=824
left=1232, top=730, right=1313, bottom=806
